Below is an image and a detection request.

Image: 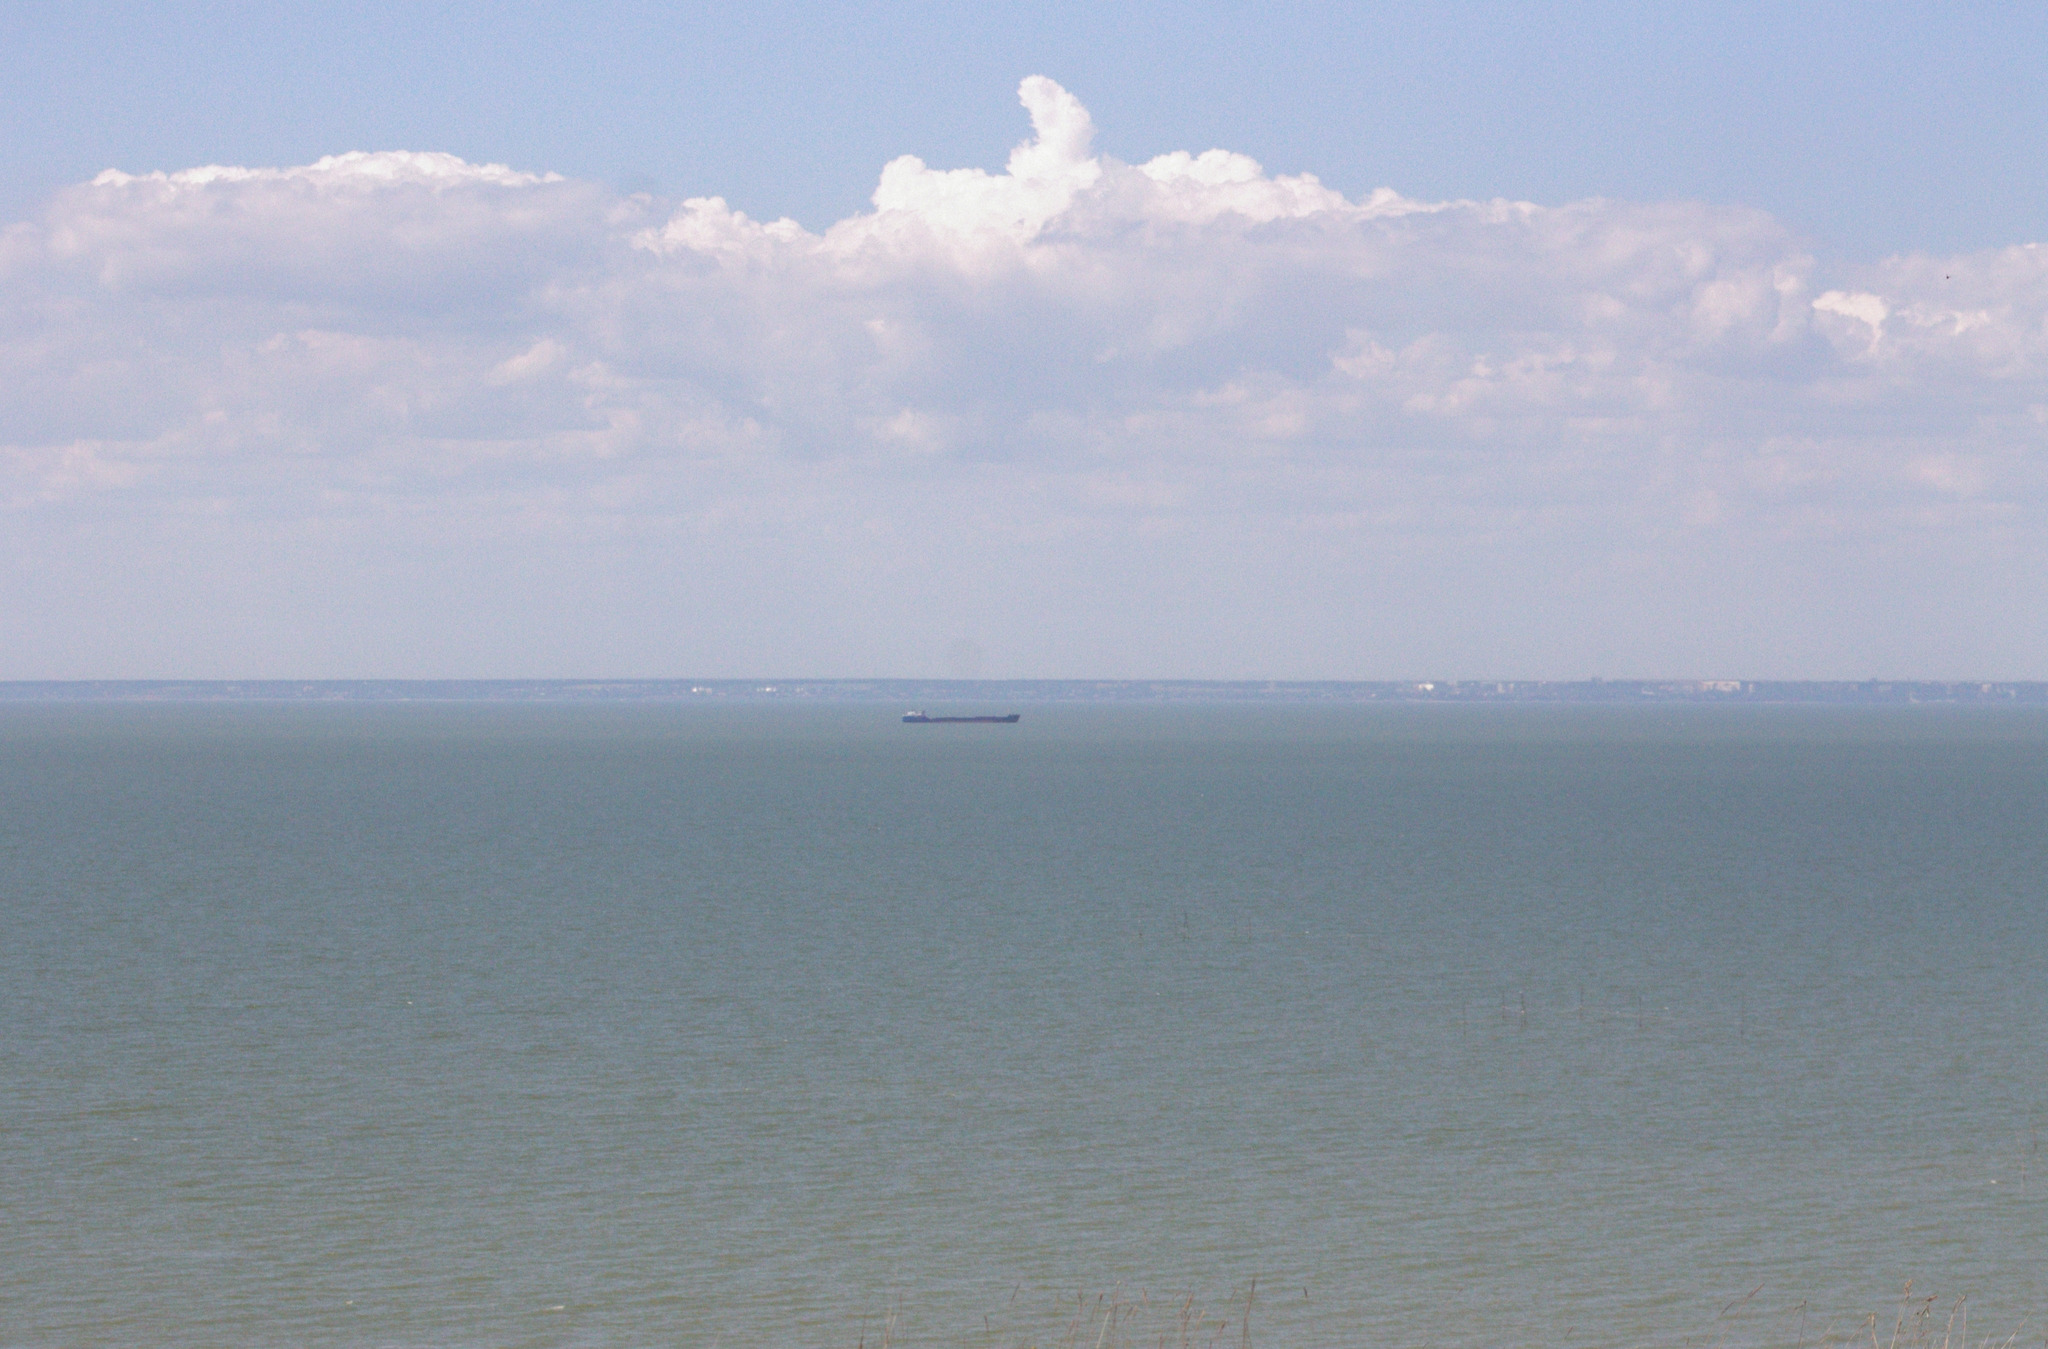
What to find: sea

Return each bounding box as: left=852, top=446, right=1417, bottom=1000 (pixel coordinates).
left=4, top=701, right=2046, bottom=1349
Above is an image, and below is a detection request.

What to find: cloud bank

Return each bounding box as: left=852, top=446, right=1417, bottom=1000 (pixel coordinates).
left=3, top=79, right=2045, bottom=677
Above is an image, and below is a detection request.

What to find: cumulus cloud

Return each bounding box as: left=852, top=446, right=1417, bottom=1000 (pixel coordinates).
left=2, top=79, right=2045, bottom=677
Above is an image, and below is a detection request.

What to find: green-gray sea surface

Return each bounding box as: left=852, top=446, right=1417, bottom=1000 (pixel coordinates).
left=4, top=703, right=2046, bottom=1348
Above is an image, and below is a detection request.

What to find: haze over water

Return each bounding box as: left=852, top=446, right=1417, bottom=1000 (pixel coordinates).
left=5, top=703, right=2046, bottom=1349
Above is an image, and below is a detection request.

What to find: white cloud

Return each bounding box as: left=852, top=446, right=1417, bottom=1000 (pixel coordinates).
left=1812, top=289, right=1889, bottom=332
left=2, top=78, right=2046, bottom=677
left=88, top=149, right=563, bottom=192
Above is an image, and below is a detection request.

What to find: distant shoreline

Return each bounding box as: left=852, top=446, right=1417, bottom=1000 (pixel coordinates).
left=3, top=678, right=2046, bottom=705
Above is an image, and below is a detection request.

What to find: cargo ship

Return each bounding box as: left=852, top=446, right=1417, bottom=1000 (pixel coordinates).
left=902, top=711, right=1021, bottom=724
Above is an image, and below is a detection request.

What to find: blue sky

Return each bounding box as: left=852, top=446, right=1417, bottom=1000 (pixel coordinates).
left=6, top=1, right=2044, bottom=258
left=2, top=3, right=2046, bottom=679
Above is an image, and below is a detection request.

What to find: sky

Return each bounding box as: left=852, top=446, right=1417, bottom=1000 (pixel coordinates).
left=3, top=1, right=2046, bottom=679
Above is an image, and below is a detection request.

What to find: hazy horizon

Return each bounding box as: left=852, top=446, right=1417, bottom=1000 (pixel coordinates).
left=6, top=676, right=2048, bottom=706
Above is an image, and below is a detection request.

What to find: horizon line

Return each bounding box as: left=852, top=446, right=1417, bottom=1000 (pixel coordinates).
left=3, top=677, right=2046, bottom=706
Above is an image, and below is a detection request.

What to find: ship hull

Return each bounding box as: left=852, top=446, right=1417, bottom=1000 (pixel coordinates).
left=901, top=713, right=1021, bottom=724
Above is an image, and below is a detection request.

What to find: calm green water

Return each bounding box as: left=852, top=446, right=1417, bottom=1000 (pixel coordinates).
left=4, top=704, right=2046, bottom=1349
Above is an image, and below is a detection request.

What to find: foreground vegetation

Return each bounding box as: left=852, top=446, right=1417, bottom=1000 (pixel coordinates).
left=847, top=1281, right=2034, bottom=1349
